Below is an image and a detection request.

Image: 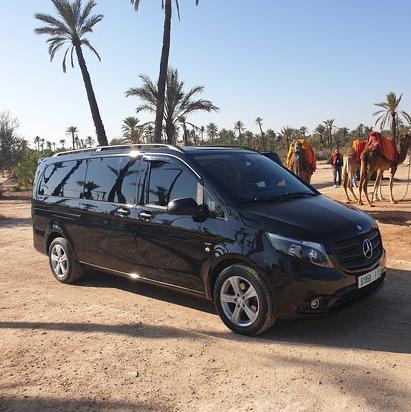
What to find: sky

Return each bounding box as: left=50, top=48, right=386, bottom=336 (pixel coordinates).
left=1, top=0, right=411, bottom=146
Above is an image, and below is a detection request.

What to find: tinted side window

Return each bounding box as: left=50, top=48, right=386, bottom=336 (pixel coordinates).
left=38, top=159, right=86, bottom=198
left=147, top=161, right=198, bottom=207
left=83, top=157, right=140, bottom=204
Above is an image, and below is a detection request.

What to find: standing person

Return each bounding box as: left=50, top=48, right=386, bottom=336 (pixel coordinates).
left=331, top=148, right=343, bottom=187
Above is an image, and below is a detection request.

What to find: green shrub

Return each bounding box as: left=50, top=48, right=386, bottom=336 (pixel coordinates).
left=12, top=151, right=46, bottom=189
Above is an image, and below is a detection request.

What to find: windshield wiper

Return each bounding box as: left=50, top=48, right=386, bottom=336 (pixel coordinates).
left=279, top=191, right=317, bottom=198
left=240, top=192, right=317, bottom=203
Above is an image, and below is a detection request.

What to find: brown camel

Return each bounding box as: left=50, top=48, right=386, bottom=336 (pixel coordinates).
left=342, top=150, right=359, bottom=202
left=358, top=134, right=411, bottom=206
left=287, top=141, right=312, bottom=184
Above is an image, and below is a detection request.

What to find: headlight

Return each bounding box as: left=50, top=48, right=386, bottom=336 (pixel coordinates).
left=266, top=233, right=333, bottom=268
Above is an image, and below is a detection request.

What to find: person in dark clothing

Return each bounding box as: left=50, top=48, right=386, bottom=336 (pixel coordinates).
left=331, top=148, right=343, bottom=187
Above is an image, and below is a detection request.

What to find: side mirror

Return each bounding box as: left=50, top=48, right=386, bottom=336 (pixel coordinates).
left=167, top=197, right=199, bottom=216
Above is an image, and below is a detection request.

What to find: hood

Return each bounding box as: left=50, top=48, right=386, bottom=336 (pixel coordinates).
left=239, top=195, right=375, bottom=245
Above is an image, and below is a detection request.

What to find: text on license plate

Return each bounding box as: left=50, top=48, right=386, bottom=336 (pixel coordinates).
left=358, top=267, right=382, bottom=289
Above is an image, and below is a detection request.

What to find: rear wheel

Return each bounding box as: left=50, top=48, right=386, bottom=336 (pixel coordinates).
left=48, top=237, right=82, bottom=283
left=214, top=264, right=276, bottom=335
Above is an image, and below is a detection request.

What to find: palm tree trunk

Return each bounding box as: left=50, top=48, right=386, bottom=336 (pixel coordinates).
left=165, top=121, right=174, bottom=145
left=258, top=125, right=265, bottom=150
left=75, top=45, right=108, bottom=146
left=391, top=112, right=397, bottom=143
left=183, top=126, right=188, bottom=146
left=154, top=0, right=172, bottom=144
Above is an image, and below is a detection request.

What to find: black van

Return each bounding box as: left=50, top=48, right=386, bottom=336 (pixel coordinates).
left=32, top=144, right=385, bottom=335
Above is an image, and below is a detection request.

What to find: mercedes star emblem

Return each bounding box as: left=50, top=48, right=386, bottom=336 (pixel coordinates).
left=362, top=239, right=373, bottom=259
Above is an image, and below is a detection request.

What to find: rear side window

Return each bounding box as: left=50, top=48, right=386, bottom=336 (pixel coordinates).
left=83, top=157, right=140, bottom=204
left=38, top=159, right=87, bottom=198
left=147, top=160, right=198, bottom=207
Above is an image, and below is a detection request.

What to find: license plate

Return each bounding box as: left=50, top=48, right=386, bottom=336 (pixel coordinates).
left=358, top=266, right=382, bottom=289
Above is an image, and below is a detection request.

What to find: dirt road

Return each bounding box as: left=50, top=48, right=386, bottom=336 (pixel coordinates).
left=1, top=164, right=411, bottom=411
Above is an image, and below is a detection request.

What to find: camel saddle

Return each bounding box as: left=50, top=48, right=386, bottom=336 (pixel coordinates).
left=286, top=139, right=316, bottom=172
left=363, top=132, right=398, bottom=164
left=351, top=139, right=367, bottom=164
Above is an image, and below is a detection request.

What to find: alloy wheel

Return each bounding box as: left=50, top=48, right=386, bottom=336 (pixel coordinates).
left=50, top=244, right=69, bottom=279
left=220, top=275, right=260, bottom=327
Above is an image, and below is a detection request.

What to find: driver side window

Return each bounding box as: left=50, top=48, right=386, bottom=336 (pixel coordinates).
left=146, top=160, right=199, bottom=207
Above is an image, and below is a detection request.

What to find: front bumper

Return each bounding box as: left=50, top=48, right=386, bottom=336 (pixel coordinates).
left=294, top=272, right=385, bottom=317
left=271, top=250, right=386, bottom=319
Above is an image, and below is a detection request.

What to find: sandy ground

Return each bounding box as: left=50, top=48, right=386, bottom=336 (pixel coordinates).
left=0, top=163, right=411, bottom=412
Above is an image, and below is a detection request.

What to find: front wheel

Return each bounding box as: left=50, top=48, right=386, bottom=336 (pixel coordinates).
left=214, top=264, right=276, bottom=335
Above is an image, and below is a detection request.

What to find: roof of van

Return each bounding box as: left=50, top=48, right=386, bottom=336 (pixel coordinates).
left=50, top=144, right=258, bottom=160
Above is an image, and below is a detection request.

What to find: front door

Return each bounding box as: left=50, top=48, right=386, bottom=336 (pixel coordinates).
left=132, top=156, right=211, bottom=292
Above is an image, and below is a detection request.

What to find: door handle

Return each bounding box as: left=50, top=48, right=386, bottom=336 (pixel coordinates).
left=139, top=211, right=154, bottom=220
left=115, top=207, right=131, bottom=217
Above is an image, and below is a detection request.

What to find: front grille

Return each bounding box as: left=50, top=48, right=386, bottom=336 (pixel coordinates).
left=330, top=229, right=383, bottom=272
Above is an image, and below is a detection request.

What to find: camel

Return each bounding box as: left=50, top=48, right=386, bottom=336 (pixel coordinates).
left=342, top=150, right=359, bottom=202
left=287, top=141, right=313, bottom=184
left=358, top=134, right=411, bottom=206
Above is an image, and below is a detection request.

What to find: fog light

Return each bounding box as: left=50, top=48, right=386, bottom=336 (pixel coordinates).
left=310, top=298, right=321, bottom=310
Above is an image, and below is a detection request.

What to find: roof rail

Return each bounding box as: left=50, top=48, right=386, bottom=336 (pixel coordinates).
left=195, top=145, right=258, bottom=152
left=53, top=143, right=184, bottom=157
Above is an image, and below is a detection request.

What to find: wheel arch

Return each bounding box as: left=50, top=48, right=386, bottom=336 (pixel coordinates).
left=45, top=224, right=77, bottom=259
left=204, top=255, right=262, bottom=301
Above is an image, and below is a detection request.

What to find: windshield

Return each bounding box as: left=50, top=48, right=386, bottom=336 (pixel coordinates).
left=190, top=151, right=315, bottom=202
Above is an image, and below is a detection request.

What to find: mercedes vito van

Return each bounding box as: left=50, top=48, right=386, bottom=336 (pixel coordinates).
left=32, top=144, right=385, bottom=335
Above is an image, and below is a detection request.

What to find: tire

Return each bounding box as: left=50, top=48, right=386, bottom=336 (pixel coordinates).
left=214, top=264, right=276, bottom=336
left=48, top=237, right=83, bottom=284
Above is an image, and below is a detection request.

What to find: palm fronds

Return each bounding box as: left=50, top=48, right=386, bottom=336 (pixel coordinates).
left=34, top=0, right=103, bottom=72
left=130, top=0, right=199, bottom=18
left=373, top=92, right=408, bottom=140
left=126, top=68, right=218, bottom=143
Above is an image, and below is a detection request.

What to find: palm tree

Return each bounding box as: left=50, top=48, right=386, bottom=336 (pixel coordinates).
left=255, top=117, right=265, bottom=150
left=126, top=68, right=218, bottom=144
left=323, top=119, right=336, bottom=148
left=314, top=124, right=327, bottom=148
left=280, top=126, right=295, bottom=149
left=206, top=123, right=218, bottom=143
left=373, top=92, right=411, bottom=142
left=66, top=126, right=78, bottom=149
left=122, top=117, right=142, bottom=143
left=52, top=142, right=56, bottom=151
left=244, top=131, right=255, bottom=148
left=338, top=127, right=349, bottom=146
left=144, top=124, right=154, bottom=143
left=46, top=141, right=52, bottom=151
left=200, top=125, right=205, bottom=142
left=34, top=0, right=108, bottom=146
left=86, top=136, right=94, bottom=147
left=177, top=116, right=199, bottom=145
left=298, top=126, right=308, bottom=137
left=178, top=116, right=189, bottom=145
left=234, top=121, right=245, bottom=141
left=59, top=139, right=66, bottom=149
left=34, top=136, right=41, bottom=151
left=40, top=138, right=45, bottom=152
left=265, top=129, right=277, bottom=151
left=354, top=123, right=366, bottom=139
left=129, top=0, right=200, bottom=143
